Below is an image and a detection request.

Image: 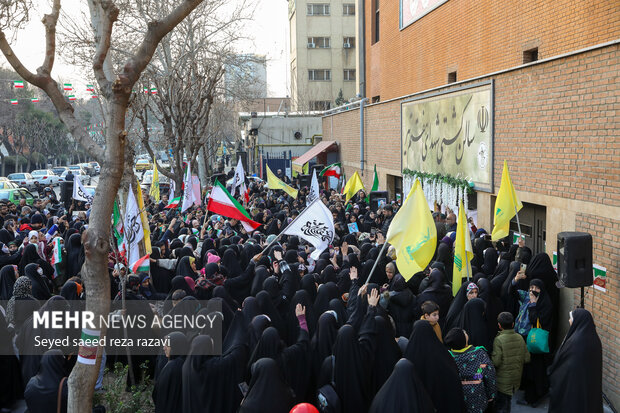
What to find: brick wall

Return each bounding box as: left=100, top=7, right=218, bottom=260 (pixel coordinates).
left=365, top=0, right=620, bottom=101
left=323, top=43, right=620, bottom=405
left=575, top=213, right=620, bottom=403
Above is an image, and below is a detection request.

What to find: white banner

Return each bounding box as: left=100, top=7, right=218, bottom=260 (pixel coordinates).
left=124, top=184, right=144, bottom=267
left=181, top=164, right=196, bottom=212
left=307, top=169, right=319, bottom=206
left=283, top=198, right=334, bottom=260
left=72, top=175, right=93, bottom=203
left=232, top=157, right=247, bottom=196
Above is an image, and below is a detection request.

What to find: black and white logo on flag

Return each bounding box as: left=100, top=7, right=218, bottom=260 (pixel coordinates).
left=72, top=176, right=94, bottom=203
left=306, top=169, right=319, bottom=206
left=283, top=198, right=334, bottom=260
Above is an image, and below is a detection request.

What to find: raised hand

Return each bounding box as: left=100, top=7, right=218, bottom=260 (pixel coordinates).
left=295, top=303, right=306, bottom=317
left=367, top=288, right=380, bottom=307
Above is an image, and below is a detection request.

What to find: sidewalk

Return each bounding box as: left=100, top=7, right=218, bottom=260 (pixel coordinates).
left=511, top=390, right=548, bottom=412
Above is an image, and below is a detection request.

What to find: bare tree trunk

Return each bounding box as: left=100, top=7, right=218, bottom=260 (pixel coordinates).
left=67, top=99, right=126, bottom=412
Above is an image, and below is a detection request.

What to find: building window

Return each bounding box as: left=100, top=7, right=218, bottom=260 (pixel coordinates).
left=344, top=69, right=356, bottom=81
left=309, top=100, right=332, bottom=110
left=307, top=4, right=330, bottom=15
left=372, top=95, right=380, bottom=103
left=343, top=37, right=356, bottom=48
left=307, top=37, right=330, bottom=48
left=372, top=0, right=380, bottom=44
left=343, top=3, right=355, bottom=15
left=308, top=69, right=331, bottom=81
left=448, top=71, right=457, bottom=83
left=523, top=48, right=538, bottom=63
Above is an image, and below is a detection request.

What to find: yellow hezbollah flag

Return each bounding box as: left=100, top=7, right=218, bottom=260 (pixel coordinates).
left=135, top=180, right=152, bottom=254
left=343, top=171, right=365, bottom=203
left=453, top=200, right=474, bottom=296
left=386, top=179, right=436, bottom=280
left=491, top=160, right=523, bottom=241
left=266, top=165, right=298, bottom=198
left=149, top=161, right=160, bottom=202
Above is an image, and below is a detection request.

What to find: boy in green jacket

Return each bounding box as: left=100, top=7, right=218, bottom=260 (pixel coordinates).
left=492, top=312, right=531, bottom=413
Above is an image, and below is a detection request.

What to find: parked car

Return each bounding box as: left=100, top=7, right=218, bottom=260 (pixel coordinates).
left=31, top=169, right=61, bottom=186
left=142, top=170, right=170, bottom=193
left=7, top=173, right=38, bottom=191
left=52, top=166, right=68, bottom=176
left=0, top=188, right=35, bottom=205
left=135, top=159, right=153, bottom=171
left=67, top=165, right=88, bottom=175
left=59, top=169, right=92, bottom=185
left=78, top=163, right=96, bottom=176
left=89, top=162, right=101, bottom=175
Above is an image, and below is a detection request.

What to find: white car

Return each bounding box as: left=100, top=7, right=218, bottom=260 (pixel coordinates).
left=31, top=170, right=61, bottom=187
left=142, top=170, right=170, bottom=185
left=59, top=170, right=92, bottom=185
left=7, top=173, right=38, bottom=190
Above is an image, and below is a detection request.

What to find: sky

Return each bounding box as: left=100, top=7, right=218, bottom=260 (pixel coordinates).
left=2, top=0, right=289, bottom=97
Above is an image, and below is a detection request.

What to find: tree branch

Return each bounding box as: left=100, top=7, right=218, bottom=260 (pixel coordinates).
left=91, top=0, right=119, bottom=98
left=124, top=0, right=205, bottom=84
left=39, top=0, right=61, bottom=76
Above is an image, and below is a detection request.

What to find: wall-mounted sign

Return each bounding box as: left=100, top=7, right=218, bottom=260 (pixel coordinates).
left=401, top=82, right=494, bottom=192
left=400, top=0, right=450, bottom=29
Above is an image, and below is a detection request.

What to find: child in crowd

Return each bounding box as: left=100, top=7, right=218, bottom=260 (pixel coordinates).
left=421, top=300, right=442, bottom=342
left=491, top=312, right=531, bottom=413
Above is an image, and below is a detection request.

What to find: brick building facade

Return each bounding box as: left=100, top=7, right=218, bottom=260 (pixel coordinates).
left=323, top=0, right=620, bottom=405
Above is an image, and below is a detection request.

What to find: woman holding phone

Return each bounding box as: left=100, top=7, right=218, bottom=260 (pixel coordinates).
left=510, top=269, right=554, bottom=407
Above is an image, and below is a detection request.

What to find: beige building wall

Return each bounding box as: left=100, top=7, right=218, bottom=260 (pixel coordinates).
left=289, top=0, right=357, bottom=110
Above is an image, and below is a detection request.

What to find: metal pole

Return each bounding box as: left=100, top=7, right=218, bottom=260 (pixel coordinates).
left=364, top=241, right=389, bottom=284
left=514, top=205, right=523, bottom=241
left=359, top=98, right=368, bottom=175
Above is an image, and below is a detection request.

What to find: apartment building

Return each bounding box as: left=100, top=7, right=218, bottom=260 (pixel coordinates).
left=288, top=0, right=357, bottom=111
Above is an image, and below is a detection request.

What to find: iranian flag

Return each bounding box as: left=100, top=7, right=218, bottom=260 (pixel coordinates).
left=63, top=83, right=72, bottom=91
left=14, top=80, right=24, bottom=88
left=207, top=179, right=260, bottom=232
left=165, top=196, right=181, bottom=209
left=31, top=98, right=39, bottom=103
left=131, top=254, right=150, bottom=274
left=320, top=162, right=341, bottom=179
left=91, top=94, right=98, bottom=99
left=50, top=237, right=63, bottom=279
left=10, top=99, right=18, bottom=105
left=150, top=87, right=158, bottom=94
left=68, top=95, right=76, bottom=101
left=86, top=84, right=95, bottom=91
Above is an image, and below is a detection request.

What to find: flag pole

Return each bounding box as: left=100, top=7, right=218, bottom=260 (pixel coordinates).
left=260, top=197, right=321, bottom=255
left=510, top=186, right=523, bottom=241
left=364, top=241, right=389, bottom=284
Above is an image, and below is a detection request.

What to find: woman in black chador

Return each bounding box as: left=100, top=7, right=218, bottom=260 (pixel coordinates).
left=548, top=308, right=602, bottom=413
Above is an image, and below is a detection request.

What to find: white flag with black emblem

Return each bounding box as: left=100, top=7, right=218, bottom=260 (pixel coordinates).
left=232, top=157, right=247, bottom=196
left=283, top=197, right=334, bottom=260
left=306, top=169, right=319, bottom=206
left=124, top=184, right=144, bottom=267
left=72, top=175, right=94, bottom=203
left=181, top=163, right=196, bottom=212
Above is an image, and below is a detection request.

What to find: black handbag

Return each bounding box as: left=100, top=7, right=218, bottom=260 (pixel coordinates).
left=317, top=355, right=341, bottom=413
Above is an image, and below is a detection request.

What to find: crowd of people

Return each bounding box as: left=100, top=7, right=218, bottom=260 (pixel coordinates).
left=0, top=168, right=604, bottom=413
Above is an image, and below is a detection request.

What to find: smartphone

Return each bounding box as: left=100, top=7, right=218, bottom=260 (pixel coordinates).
left=520, top=263, right=527, bottom=272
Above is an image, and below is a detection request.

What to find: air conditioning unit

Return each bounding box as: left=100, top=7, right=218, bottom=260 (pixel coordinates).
left=307, top=42, right=316, bottom=48
left=343, top=43, right=351, bottom=49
